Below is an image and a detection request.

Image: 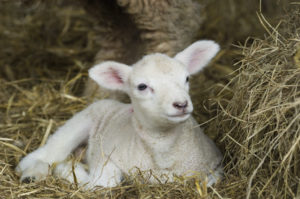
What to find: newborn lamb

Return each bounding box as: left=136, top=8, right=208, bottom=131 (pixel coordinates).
left=16, top=40, right=223, bottom=189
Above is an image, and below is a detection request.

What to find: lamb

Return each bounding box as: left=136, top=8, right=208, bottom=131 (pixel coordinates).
left=16, top=40, right=223, bottom=189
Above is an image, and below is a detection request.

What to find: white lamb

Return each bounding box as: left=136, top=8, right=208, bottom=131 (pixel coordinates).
left=16, top=40, right=223, bottom=189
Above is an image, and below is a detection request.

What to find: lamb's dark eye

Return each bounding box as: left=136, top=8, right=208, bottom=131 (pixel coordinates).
left=186, top=76, right=190, bottom=83
left=137, top=83, right=147, bottom=91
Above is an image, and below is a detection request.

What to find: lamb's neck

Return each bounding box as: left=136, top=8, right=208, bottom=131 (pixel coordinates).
left=131, top=116, right=182, bottom=153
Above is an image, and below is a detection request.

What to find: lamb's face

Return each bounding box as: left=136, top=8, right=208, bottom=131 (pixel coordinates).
left=89, top=40, right=220, bottom=129
left=129, top=54, right=193, bottom=125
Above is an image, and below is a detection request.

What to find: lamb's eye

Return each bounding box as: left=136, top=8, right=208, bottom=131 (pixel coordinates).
left=186, top=76, right=190, bottom=83
left=137, top=83, right=147, bottom=91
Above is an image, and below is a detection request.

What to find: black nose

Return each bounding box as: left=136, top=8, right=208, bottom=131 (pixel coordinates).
left=173, top=101, right=188, bottom=110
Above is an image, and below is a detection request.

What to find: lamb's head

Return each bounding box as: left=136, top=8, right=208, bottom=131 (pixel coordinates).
left=89, top=40, right=220, bottom=129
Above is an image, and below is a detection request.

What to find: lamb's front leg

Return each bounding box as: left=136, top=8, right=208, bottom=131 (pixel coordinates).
left=86, top=159, right=123, bottom=188
left=85, top=135, right=123, bottom=188
left=16, top=106, right=94, bottom=183
left=53, top=158, right=122, bottom=190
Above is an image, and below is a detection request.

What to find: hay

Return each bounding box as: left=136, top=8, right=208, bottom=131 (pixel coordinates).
left=210, top=6, right=300, bottom=198
left=0, top=0, right=299, bottom=198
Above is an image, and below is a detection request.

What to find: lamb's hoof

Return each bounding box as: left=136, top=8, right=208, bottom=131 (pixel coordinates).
left=21, top=176, right=36, bottom=184
left=18, top=159, right=49, bottom=183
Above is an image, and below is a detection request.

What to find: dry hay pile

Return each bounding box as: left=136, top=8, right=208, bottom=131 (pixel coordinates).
left=0, top=0, right=299, bottom=198
left=211, top=6, right=300, bottom=198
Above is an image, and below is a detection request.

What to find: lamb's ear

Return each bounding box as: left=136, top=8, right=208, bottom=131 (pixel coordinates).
left=89, top=61, right=132, bottom=91
left=174, top=40, right=220, bottom=75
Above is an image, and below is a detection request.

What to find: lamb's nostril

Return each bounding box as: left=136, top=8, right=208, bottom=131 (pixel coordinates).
left=173, top=101, right=188, bottom=110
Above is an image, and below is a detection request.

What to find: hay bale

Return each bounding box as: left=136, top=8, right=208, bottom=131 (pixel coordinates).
left=211, top=6, right=300, bottom=198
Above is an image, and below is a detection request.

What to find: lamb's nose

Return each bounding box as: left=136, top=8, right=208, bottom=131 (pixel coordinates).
left=173, top=101, right=188, bottom=110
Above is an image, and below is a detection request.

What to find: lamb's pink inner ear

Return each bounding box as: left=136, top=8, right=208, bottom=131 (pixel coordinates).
left=89, top=61, right=132, bottom=91
left=174, top=40, right=220, bottom=75
left=188, top=49, right=207, bottom=74
left=106, top=67, right=124, bottom=84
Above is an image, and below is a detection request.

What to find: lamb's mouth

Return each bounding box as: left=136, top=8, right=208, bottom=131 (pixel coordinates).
left=167, top=112, right=191, bottom=118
